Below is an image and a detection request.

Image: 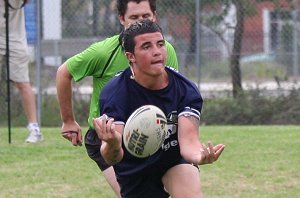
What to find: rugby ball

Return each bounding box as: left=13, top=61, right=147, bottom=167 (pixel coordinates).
left=123, top=105, right=167, bottom=158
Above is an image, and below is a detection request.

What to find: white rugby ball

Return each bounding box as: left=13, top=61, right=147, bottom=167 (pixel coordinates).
left=123, top=105, right=167, bottom=158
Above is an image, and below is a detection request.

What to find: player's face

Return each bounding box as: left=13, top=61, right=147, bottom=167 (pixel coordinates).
left=127, top=32, right=167, bottom=79
left=119, top=1, right=157, bottom=29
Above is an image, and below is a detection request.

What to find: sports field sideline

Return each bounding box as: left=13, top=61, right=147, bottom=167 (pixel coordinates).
left=0, top=125, right=299, bottom=198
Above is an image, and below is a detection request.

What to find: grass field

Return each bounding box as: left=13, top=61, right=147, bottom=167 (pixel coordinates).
left=0, top=126, right=299, bottom=198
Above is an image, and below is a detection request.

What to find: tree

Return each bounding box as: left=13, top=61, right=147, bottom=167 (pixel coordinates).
left=201, top=0, right=288, bottom=97
left=160, top=0, right=289, bottom=97
left=230, top=0, right=244, bottom=97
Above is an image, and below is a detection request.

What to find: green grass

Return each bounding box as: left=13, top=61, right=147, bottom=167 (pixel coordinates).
left=0, top=126, right=299, bottom=198
left=200, top=126, right=300, bottom=198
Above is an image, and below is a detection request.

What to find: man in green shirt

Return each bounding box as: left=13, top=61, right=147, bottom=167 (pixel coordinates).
left=56, top=0, right=178, bottom=197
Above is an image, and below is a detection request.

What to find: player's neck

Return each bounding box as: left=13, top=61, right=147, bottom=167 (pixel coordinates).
left=134, top=71, right=169, bottom=90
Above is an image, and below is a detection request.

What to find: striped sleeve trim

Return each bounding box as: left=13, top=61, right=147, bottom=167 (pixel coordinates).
left=178, top=107, right=201, bottom=120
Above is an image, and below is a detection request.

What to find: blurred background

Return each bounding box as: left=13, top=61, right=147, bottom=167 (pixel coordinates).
left=1, top=0, right=300, bottom=127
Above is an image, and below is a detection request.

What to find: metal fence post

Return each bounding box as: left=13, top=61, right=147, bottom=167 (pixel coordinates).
left=293, top=0, right=299, bottom=78
left=36, top=0, right=42, bottom=125
left=196, top=0, right=201, bottom=86
left=4, top=0, right=12, bottom=143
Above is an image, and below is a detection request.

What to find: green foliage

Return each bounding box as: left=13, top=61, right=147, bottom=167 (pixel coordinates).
left=202, top=89, right=300, bottom=125
left=281, top=23, right=293, bottom=51
left=200, top=0, right=280, bottom=27
left=241, top=61, right=287, bottom=80
left=2, top=85, right=299, bottom=127
left=157, top=0, right=195, bottom=15
left=40, top=95, right=61, bottom=127
left=40, top=95, right=89, bottom=127
left=3, top=89, right=299, bottom=127
left=0, top=94, right=90, bottom=127
left=0, top=88, right=27, bottom=127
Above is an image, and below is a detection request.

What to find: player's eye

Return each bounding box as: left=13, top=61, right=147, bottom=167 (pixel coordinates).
left=158, top=41, right=165, bottom=47
left=143, top=14, right=151, bottom=19
left=129, top=16, right=138, bottom=20
left=142, top=45, right=150, bottom=50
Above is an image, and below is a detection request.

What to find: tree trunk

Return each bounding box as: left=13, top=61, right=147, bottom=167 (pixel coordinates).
left=230, top=1, right=245, bottom=97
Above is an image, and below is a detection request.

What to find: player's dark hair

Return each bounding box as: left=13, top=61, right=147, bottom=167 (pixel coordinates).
left=122, top=19, right=163, bottom=53
left=117, top=0, right=156, bottom=16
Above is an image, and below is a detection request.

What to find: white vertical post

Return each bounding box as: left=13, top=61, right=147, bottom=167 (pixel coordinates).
left=263, top=9, right=270, bottom=55
left=43, top=0, right=62, bottom=66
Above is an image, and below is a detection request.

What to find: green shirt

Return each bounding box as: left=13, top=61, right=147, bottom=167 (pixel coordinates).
left=66, top=34, right=179, bottom=128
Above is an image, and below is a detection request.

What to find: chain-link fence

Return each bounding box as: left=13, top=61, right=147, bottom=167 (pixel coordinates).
left=1, top=0, right=300, bottom=127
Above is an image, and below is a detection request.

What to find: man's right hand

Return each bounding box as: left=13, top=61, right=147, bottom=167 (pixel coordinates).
left=56, top=63, right=82, bottom=146
left=61, top=121, right=83, bottom=146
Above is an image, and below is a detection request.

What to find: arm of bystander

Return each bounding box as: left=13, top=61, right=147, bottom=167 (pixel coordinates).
left=56, top=62, right=83, bottom=146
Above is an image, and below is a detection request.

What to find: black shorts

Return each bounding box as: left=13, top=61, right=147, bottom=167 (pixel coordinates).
left=84, top=128, right=111, bottom=171
left=117, top=171, right=169, bottom=198
left=116, top=158, right=195, bottom=198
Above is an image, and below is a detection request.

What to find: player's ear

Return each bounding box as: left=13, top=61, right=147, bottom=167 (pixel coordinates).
left=152, top=11, right=157, bottom=22
left=119, top=15, right=125, bottom=26
left=126, top=52, right=136, bottom=63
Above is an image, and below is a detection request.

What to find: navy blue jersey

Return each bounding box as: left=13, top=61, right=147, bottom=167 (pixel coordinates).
left=100, top=67, right=203, bottom=177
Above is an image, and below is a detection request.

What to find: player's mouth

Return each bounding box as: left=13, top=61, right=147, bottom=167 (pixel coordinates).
left=151, top=60, right=164, bottom=66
